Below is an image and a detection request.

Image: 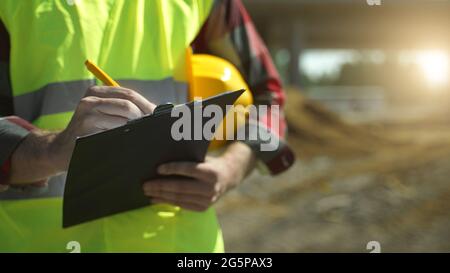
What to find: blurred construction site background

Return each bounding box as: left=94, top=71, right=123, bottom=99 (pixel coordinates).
left=216, top=0, right=450, bottom=252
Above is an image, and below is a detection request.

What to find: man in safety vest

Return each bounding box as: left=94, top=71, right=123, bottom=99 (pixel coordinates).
left=0, top=0, right=294, bottom=252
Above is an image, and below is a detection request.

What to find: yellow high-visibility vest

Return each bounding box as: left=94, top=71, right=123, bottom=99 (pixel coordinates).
left=0, top=0, right=224, bottom=252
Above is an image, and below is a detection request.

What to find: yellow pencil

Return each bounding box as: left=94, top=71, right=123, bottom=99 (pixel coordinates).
left=85, top=59, right=120, bottom=87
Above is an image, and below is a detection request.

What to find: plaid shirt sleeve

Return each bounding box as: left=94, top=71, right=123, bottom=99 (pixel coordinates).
left=0, top=117, right=34, bottom=185
left=192, top=0, right=295, bottom=175
left=0, top=19, right=28, bottom=185
left=0, top=19, right=41, bottom=185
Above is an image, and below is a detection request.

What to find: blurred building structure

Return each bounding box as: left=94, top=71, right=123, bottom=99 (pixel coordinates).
left=244, top=0, right=450, bottom=86
left=244, top=0, right=450, bottom=122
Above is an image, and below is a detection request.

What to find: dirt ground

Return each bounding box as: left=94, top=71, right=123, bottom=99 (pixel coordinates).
left=216, top=90, right=450, bottom=252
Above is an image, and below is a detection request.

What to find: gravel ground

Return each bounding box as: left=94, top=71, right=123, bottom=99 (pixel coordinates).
left=216, top=122, right=450, bottom=252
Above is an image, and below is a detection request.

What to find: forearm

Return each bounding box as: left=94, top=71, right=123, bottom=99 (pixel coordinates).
left=221, top=141, right=256, bottom=188
left=7, top=86, right=157, bottom=185
left=8, top=130, right=62, bottom=184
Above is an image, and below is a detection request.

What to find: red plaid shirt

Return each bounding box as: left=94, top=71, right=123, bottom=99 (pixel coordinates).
left=192, top=0, right=294, bottom=174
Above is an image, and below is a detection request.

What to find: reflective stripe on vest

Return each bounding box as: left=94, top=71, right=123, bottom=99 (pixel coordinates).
left=14, top=78, right=188, bottom=126
left=0, top=0, right=223, bottom=253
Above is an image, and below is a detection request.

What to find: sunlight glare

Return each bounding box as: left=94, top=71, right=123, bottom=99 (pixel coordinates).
left=417, top=50, right=449, bottom=87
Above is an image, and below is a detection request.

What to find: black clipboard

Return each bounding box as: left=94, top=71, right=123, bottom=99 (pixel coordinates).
left=63, top=89, right=244, bottom=228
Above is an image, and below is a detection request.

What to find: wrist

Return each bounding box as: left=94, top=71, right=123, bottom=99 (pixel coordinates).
left=9, top=131, right=62, bottom=184
left=47, top=131, right=73, bottom=173
left=41, top=132, right=65, bottom=174
left=221, top=142, right=256, bottom=185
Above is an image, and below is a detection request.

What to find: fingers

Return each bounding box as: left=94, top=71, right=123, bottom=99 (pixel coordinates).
left=94, top=97, right=143, bottom=120
left=86, top=86, right=156, bottom=115
left=143, top=178, right=219, bottom=212
left=93, top=112, right=129, bottom=130
left=81, top=96, right=142, bottom=120
left=143, top=160, right=227, bottom=212
left=143, top=179, right=214, bottom=197
left=73, top=96, right=140, bottom=135
left=157, top=162, right=217, bottom=182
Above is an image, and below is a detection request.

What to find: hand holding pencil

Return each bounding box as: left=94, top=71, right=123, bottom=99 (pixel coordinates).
left=45, top=60, right=156, bottom=170
left=82, top=59, right=155, bottom=117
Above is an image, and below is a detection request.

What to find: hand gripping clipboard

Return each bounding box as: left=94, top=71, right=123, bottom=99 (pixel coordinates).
left=63, top=89, right=245, bottom=228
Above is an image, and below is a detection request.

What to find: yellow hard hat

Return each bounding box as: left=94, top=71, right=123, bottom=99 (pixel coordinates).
left=186, top=48, right=253, bottom=149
